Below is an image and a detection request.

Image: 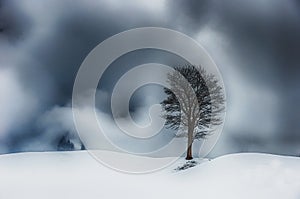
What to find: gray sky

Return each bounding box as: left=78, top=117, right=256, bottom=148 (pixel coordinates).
left=0, top=0, right=299, bottom=157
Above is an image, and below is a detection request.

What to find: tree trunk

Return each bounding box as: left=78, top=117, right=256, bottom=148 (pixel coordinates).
left=186, top=125, right=193, bottom=160
left=186, top=143, right=193, bottom=160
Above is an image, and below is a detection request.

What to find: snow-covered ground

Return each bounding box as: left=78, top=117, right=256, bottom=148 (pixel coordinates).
left=0, top=151, right=299, bottom=199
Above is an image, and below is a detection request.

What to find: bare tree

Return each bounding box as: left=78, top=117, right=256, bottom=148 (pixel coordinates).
left=161, top=65, right=225, bottom=160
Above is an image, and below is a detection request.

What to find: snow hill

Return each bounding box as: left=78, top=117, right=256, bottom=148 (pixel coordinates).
left=0, top=151, right=299, bottom=199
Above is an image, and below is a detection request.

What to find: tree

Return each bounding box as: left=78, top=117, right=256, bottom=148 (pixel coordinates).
left=161, top=65, right=225, bottom=160
left=80, top=143, right=86, bottom=150
left=57, top=134, right=75, bottom=151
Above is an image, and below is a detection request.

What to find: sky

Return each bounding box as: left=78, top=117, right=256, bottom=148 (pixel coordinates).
left=0, top=0, right=299, bottom=157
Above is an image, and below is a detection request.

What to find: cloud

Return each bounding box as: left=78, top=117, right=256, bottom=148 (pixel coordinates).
left=0, top=68, right=39, bottom=140
left=0, top=0, right=299, bottom=156
left=36, top=102, right=204, bottom=158
left=0, top=0, right=170, bottom=153
left=194, top=24, right=291, bottom=156
left=0, top=0, right=33, bottom=42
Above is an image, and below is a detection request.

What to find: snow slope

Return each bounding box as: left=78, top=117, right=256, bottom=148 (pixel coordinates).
left=0, top=151, right=299, bottom=199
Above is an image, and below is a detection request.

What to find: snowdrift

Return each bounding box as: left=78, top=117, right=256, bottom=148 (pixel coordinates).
left=0, top=151, right=299, bottom=199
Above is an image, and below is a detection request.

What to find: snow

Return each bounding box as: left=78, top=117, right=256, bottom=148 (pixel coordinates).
left=0, top=151, right=299, bottom=199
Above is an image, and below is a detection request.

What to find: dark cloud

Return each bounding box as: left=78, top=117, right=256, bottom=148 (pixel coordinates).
left=170, top=0, right=300, bottom=156
left=0, top=0, right=299, bottom=156
left=167, top=0, right=212, bottom=32
left=212, top=0, right=300, bottom=156
left=17, top=0, right=172, bottom=104
left=0, top=0, right=173, bottom=153
left=177, top=0, right=300, bottom=83
left=0, top=0, right=33, bottom=42
left=215, top=0, right=300, bottom=80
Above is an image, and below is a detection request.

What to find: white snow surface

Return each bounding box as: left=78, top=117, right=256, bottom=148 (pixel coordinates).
left=0, top=151, right=300, bottom=199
